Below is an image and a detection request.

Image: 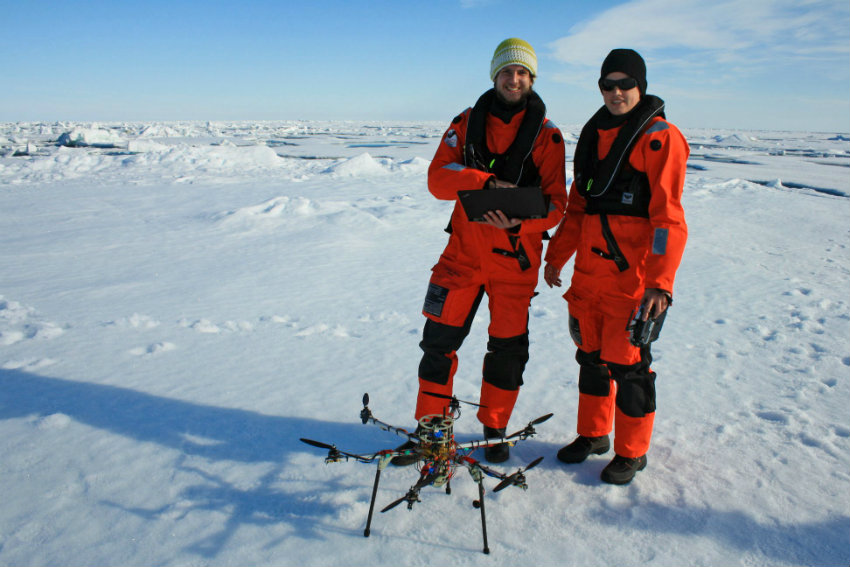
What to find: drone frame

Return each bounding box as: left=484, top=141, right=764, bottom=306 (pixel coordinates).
left=300, top=392, right=551, bottom=554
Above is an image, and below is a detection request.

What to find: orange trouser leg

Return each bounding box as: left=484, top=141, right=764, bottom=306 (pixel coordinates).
left=477, top=382, right=519, bottom=430
left=416, top=282, right=484, bottom=422
left=613, top=408, right=655, bottom=458
left=575, top=350, right=616, bottom=438
left=577, top=388, right=616, bottom=438
left=415, top=374, right=455, bottom=420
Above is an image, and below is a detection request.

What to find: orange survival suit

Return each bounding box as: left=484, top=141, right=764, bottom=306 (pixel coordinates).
left=545, top=95, right=688, bottom=458
left=416, top=89, right=567, bottom=429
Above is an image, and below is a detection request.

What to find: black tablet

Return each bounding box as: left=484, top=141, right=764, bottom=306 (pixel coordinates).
left=457, top=186, right=548, bottom=222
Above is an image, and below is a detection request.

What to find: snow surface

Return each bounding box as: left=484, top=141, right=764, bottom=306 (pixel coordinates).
left=1, top=120, right=848, bottom=566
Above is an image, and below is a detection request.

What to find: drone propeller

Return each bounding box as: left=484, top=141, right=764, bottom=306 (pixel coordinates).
left=299, top=438, right=372, bottom=463
left=381, top=469, right=440, bottom=512
left=422, top=391, right=487, bottom=408
left=380, top=490, right=419, bottom=513
left=299, top=438, right=335, bottom=450
left=529, top=413, right=554, bottom=426
left=506, top=413, right=554, bottom=440
left=493, top=456, right=544, bottom=492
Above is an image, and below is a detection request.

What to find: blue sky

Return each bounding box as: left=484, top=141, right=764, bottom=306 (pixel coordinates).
left=1, top=0, right=848, bottom=132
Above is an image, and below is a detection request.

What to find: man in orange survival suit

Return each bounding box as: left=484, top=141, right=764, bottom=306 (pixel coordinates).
left=396, top=38, right=566, bottom=465
left=544, top=48, right=688, bottom=484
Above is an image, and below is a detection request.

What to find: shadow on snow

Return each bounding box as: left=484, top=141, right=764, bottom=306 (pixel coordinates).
left=2, top=368, right=846, bottom=564
left=0, top=368, right=387, bottom=558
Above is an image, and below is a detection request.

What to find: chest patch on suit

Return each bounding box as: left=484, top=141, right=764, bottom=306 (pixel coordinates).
left=650, top=139, right=663, bottom=151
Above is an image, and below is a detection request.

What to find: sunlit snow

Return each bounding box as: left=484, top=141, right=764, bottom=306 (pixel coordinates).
left=1, top=120, right=848, bottom=566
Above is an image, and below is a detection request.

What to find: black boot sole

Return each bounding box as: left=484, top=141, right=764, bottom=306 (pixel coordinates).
left=556, top=438, right=611, bottom=464
left=600, top=455, right=647, bottom=485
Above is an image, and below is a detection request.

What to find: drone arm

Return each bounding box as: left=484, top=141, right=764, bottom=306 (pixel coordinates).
left=460, top=455, right=507, bottom=482
left=299, top=438, right=380, bottom=464
left=360, top=410, right=419, bottom=442
left=455, top=438, right=515, bottom=453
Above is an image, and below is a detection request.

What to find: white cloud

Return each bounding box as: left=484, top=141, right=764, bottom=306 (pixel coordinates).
left=547, top=0, right=849, bottom=75
left=541, top=0, right=849, bottom=130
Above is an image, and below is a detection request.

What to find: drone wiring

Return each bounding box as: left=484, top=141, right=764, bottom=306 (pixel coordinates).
left=300, top=392, right=552, bottom=554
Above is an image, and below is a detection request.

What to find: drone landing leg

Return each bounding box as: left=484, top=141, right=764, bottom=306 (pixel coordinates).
left=476, top=478, right=490, bottom=554
left=364, top=464, right=383, bottom=537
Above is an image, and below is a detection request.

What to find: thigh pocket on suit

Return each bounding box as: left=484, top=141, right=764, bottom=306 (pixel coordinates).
left=568, top=314, right=583, bottom=346
left=423, top=283, right=450, bottom=317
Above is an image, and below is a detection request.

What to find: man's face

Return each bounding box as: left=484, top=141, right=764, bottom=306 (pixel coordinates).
left=601, top=71, right=641, bottom=115
left=494, top=64, right=534, bottom=106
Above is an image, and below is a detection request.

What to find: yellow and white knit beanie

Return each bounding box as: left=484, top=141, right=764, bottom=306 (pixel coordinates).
left=490, top=38, right=537, bottom=81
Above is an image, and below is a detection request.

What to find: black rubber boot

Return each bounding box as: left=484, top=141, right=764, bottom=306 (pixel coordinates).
left=556, top=435, right=611, bottom=464
left=483, top=426, right=510, bottom=464
left=600, top=454, right=647, bottom=485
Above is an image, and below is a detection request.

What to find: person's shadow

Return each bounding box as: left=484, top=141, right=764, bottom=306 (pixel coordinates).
left=0, top=368, right=386, bottom=557
left=4, top=369, right=847, bottom=564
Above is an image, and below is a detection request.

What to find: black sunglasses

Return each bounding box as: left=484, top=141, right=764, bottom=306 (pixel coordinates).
left=598, top=77, right=639, bottom=91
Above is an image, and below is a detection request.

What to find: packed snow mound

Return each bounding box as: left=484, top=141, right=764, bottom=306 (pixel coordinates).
left=127, top=144, right=283, bottom=172
left=561, top=131, right=580, bottom=143
left=136, top=124, right=187, bottom=138
left=2, top=121, right=448, bottom=185
left=712, top=133, right=757, bottom=146
left=0, top=295, right=65, bottom=346
left=324, top=152, right=389, bottom=177
left=57, top=127, right=126, bottom=148
left=214, top=196, right=317, bottom=231
left=2, top=142, right=291, bottom=185
left=395, top=156, right=431, bottom=174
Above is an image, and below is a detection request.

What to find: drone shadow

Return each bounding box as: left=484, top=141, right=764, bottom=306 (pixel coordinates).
left=0, top=368, right=389, bottom=558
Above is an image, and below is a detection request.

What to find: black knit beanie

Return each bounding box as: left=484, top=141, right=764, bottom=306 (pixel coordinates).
left=600, top=48, right=647, bottom=95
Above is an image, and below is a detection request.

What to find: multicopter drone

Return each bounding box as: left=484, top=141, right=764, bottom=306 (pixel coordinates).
left=299, top=392, right=552, bottom=554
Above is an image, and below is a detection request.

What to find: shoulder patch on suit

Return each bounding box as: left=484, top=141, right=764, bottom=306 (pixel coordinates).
left=652, top=228, right=669, bottom=255
left=543, top=120, right=562, bottom=143
left=650, top=139, right=663, bottom=151
left=444, top=129, right=458, bottom=148
left=645, top=122, right=669, bottom=135
left=452, top=114, right=463, bottom=125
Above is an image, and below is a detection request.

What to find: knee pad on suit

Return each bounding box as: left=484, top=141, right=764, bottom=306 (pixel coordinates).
left=418, top=319, right=468, bottom=385
left=576, top=349, right=611, bottom=397
left=482, top=333, right=529, bottom=390
left=609, top=362, right=657, bottom=417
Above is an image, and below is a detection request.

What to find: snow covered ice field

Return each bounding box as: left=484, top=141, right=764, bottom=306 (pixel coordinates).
left=0, top=120, right=848, bottom=566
